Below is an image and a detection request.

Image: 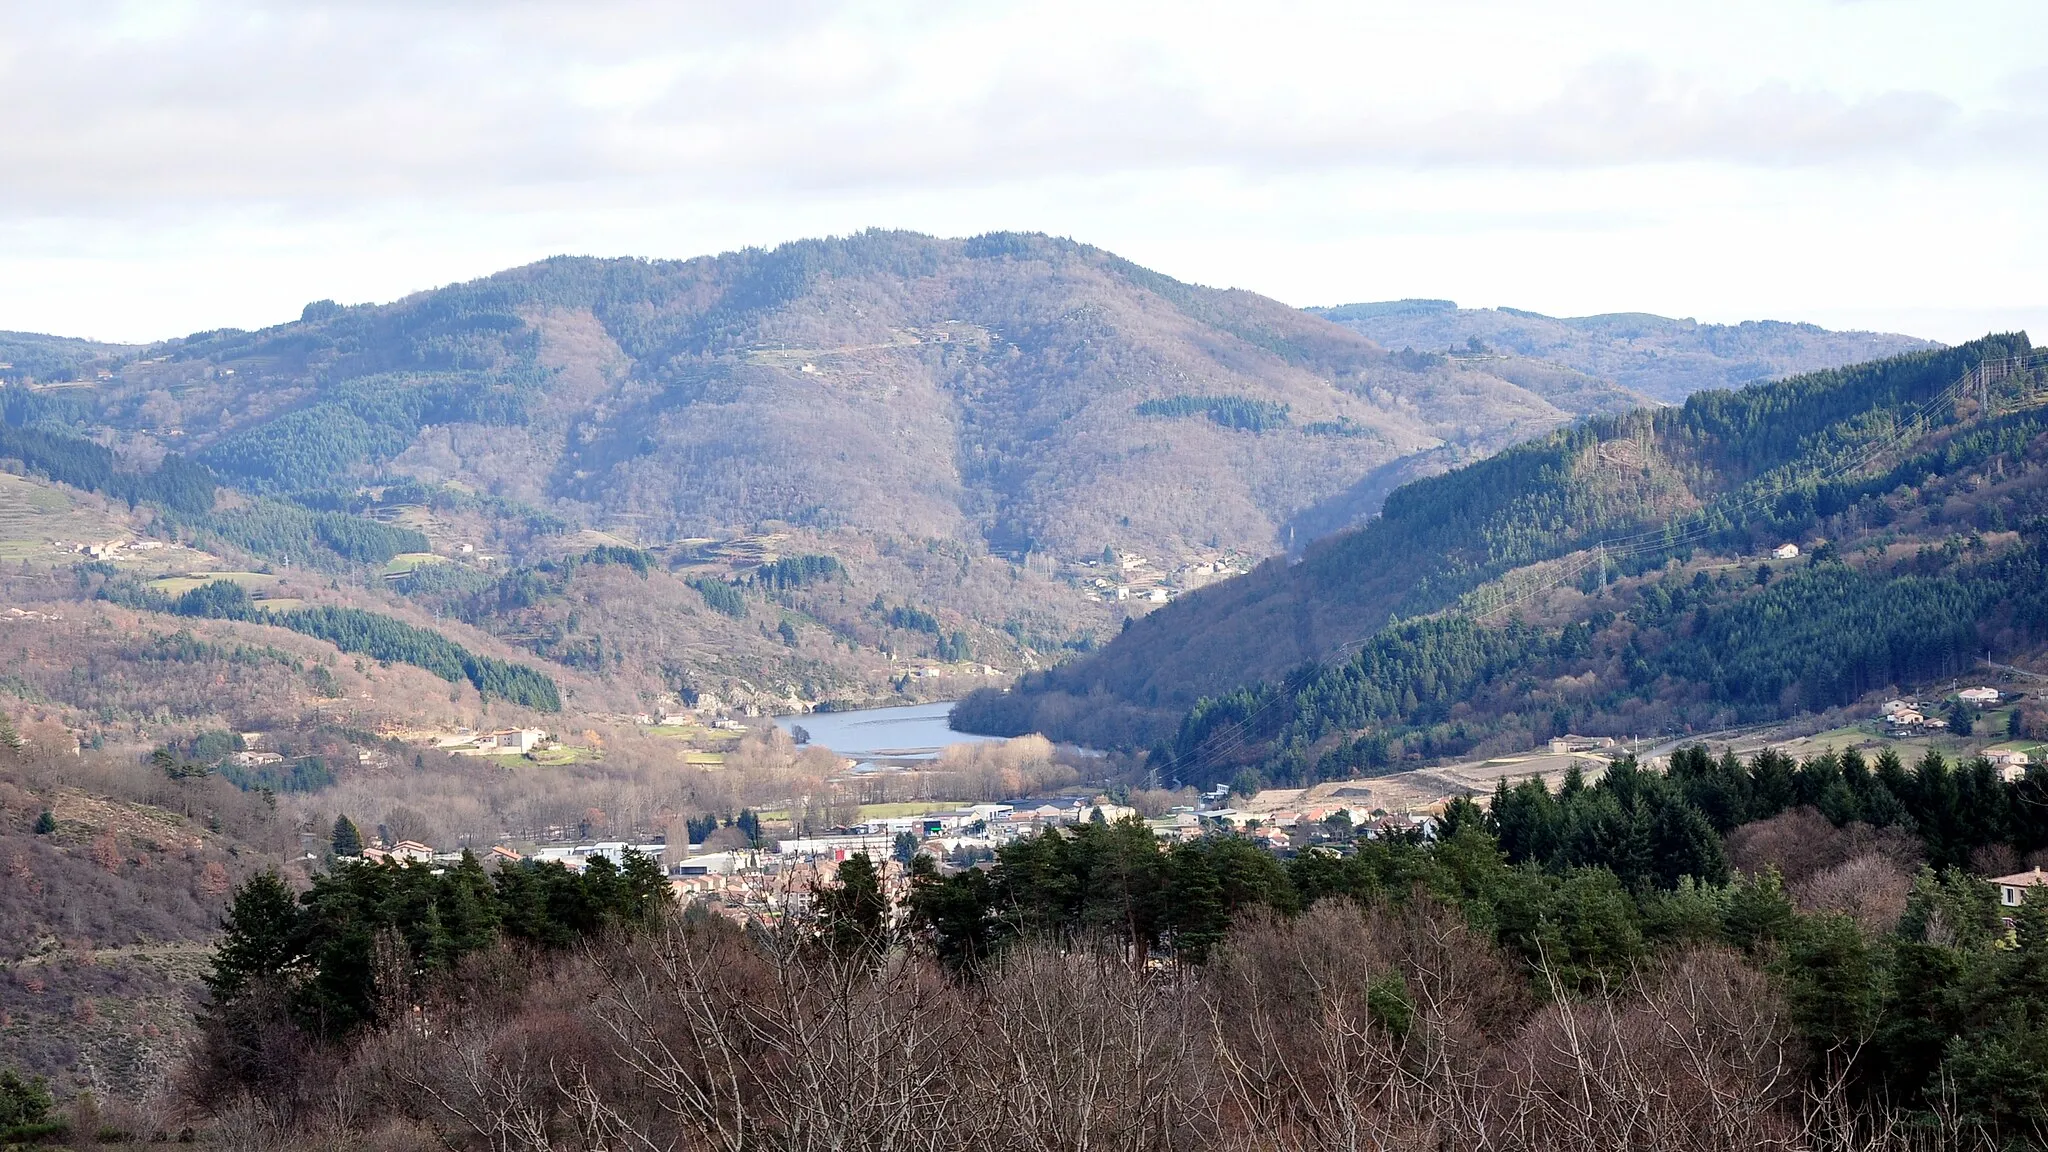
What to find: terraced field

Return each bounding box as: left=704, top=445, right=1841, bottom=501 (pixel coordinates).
left=0, top=471, right=128, bottom=562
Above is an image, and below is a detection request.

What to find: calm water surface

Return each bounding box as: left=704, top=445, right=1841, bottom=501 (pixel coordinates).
left=772, top=700, right=1003, bottom=760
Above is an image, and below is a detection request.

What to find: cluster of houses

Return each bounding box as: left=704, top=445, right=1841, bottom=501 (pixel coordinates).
left=1879, top=688, right=2010, bottom=735
left=650, top=794, right=1433, bottom=923
left=451, top=792, right=1436, bottom=924
left=1065, top=553, right=1251, bottom=606
left=1192, top=805, right=1429, bottom=851
left=1875, top=690, right=2038, bottom=778
left=359, top=841, right=525, bottom=868
left=1878, top=698, right=1951, bottom=733
left=55, top=538, right=168, bottom=560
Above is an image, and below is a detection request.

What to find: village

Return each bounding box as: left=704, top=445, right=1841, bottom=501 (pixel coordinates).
left=341, top=784, right=1439, bottom=929
left=1061, top=550, right=1254, bottom=605
left=311, top=674, right=2047, bottom=934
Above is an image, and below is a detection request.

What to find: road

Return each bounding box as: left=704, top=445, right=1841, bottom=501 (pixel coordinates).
left=1985, top=660, right=2048, bottom=684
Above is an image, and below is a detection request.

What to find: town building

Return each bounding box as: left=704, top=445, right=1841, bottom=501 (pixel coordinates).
left=1991, top=750, right=2034, bottom=781
left=1993, top=867, right=2048, bottom=908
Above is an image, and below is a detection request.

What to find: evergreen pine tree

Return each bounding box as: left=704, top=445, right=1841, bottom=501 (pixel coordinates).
left=618, top=848, right=674, bottom=924
left=1163, top=843, right=1226, bottom=965
left=818, top=852, right=888, bottom=955
left=206, top=871, right=302, bottom=1004
left=32, top=809, right=55, bottom=835
left=0, top=1069, right=54, bottom=1132
left=331, top=815, right=363, bottom=858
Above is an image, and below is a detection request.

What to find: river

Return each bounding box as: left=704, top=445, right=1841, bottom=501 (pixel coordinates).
left=772, top=700, right=1004, bottom=761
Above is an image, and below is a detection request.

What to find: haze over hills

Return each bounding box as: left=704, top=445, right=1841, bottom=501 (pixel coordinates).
left=960, top=334, right=2048, bottom=761
left=1316, top=299, right=1933, bottom=404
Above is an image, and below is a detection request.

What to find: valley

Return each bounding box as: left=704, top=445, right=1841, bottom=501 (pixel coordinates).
left=0, top=232, right=1920, bottom=719
left=5, top=234, right=2040, bottom=1146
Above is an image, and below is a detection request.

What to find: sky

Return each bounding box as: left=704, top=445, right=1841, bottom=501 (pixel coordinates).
left=0, top=0, right=2043, bottom=345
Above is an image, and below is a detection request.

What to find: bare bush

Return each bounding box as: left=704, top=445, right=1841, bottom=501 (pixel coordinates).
left=1794, top=853, right=1912, bottom=933
left=1488, top=946, right=1802, bottom=1152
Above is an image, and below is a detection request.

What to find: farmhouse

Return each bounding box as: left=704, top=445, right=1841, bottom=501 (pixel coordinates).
left=1992, top=867, right=2048, bottom=908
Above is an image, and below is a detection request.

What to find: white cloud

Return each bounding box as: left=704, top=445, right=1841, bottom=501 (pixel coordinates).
left=0, top=0, right=2041, bottom=342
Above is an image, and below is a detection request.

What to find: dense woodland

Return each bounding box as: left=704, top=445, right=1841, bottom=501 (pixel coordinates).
left=148, top=579, right=563, bottom=712
left=1154, top=527, right=2048, bottom=789
left=969, top=334, right=2045, bottom=750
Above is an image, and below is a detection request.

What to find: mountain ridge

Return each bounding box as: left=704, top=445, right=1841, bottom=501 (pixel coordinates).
left=0, top=230, right=1936, bottom=710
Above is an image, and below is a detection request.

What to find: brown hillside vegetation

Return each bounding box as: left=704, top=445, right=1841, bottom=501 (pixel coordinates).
left=0, top=712, right=293, bottom=1099
left=93, top=232, right=1620, bottom=564
left=7, top=233, right=1927, bottom=712
left=178, top=904, right=1891, bottom=1152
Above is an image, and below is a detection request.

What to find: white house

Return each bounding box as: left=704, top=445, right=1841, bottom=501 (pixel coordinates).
left=1991, top=750, right=2033, bottom=781
left=1773, top=543, right=1801, bottom=560
left=488, top=728, right=547, bottom=754
left=1993, top=867, right=2048, bottom=907
left=362, top=840, right=435, bottom=865
left=1959, top=687, right=2002, bottom=706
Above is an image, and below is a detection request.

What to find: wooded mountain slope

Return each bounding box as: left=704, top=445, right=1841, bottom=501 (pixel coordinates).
left=1, top=232, right=1937, bottom=711
left=1316, top=299, right=1931, bottom=404
left=962, top=335, right=2043, bottom=753
left=65, top=232, right=1648, bottom=564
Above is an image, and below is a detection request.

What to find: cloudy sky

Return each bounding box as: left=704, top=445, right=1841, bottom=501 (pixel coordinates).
left=1, top=0, right=2042, bottom=344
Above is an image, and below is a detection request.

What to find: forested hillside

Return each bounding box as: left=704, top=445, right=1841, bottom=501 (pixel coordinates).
left=962, top=335, right=2045, bottom=757
left=1317, top=299, right=1931, bottom=403
left=23, top=231, right=1625, bottom=563
left=0, top=232, right=1928, bottom=710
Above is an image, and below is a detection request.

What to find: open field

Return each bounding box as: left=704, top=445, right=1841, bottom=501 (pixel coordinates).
left=489, top=745, right=600, bottom=766
left=1767, top=721, right=1994, bottom=765
left=647, top=723, right=746, bottom=745
left=857, top=800, right=958, bottom=819
left=382, top=551, right=445, bottom=576
left=147, top=570, right=280, bottom=597
left=1244, top=750, right=1614, bottom=817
